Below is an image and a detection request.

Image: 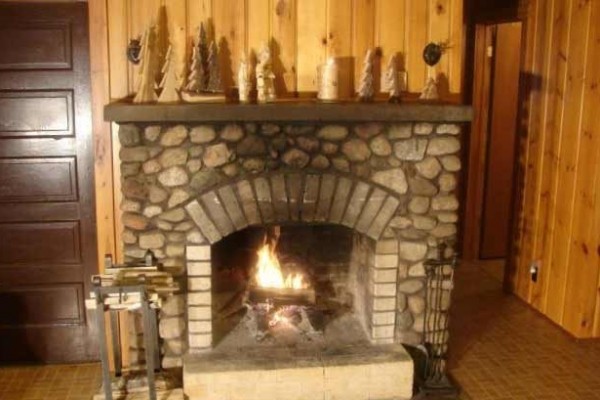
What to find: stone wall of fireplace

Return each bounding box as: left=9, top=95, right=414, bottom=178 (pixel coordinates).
left=117, top=121, right=462, bottom=368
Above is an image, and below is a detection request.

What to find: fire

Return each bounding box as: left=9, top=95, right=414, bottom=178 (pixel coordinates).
left=255, top=242, right=306, bottom=290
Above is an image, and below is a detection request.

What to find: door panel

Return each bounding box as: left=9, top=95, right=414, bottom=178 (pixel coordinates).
left=479, top=22, right=523, bottom=259
left=0, top=2, right=98, bottom=363
left=0, top=158, right=78, bottom=202
left=0, top=91, right=74, bottom=137
left=0, top=20, right=72, bottom=70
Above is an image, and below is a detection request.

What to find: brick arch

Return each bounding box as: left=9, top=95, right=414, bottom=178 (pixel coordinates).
left=183, top=172, right=406, bottom=353
left=184, top=171, right=403, bottom=244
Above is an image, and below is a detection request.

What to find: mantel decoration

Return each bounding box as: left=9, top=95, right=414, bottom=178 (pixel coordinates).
left=238, top=56, right=251, bottom=103
left=157, top=45, right=182, bottom=103
left=128, top=14, right=454, bottom=105
left=256, top=42, right=276, bottom=103
left=317, top=57, right=339, bottom=102
left=133, top=26, right=159, bottom=104
left=384, top=54, right=401, bottom=103
left=181, top=24, right=225, bottom=103
left=420, top=42, right=447, bottom=101
left=357, top=49, right=375, bottom=102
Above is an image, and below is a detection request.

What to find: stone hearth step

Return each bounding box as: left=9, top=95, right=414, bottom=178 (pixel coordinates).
left=184, top=344, right=414, bottom=400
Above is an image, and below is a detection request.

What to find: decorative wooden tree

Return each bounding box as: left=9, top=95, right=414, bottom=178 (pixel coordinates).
left=357, top=49, right=375, bottom=102
left=206, top=41, right=222, bottom=93
left=198, top=23, right=209, bottom=68
left=157, top=45, right=181, bottom=103
left=184, top=24, right=208, bottom=93
left=133, top=26, right=159, bottom=103
left=385, top=54, right=401, bottom=103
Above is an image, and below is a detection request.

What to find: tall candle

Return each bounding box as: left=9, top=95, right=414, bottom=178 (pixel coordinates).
left=318, top=58, right=339, bottom=101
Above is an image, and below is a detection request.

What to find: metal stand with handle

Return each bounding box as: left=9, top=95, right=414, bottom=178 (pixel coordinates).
left=93, top=278, right=160, bottom=400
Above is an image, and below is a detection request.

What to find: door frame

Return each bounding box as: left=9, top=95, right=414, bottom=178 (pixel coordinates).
left=462, top=21, right=525, bottom=274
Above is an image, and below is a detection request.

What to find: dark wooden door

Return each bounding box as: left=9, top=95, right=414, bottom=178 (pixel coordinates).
left=479, top=22, right=523, bottom=259
left=0, top=2, right=98, bottom=363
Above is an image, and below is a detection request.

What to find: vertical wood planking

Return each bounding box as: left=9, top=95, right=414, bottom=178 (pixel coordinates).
left=327, top=0, right=353, bottom=97
left=534, top=0, right=571, bottom=314
left=406, top=0, right=428, bottom=93
left=545, top=0, right=588, bottom=324
left=352, top=0, right=375, bottom=93
left=128, top=0, right=145, bottom=94
left=296, top=0, right=327, bottom=92
left=271, top=0, right=297, bottom=95
left=165, top=0, right=188, bottom=82
left=428, top=0, right=450, bottom=89
left=561, top=0, right=597, bottom=337
left=213, top=0, right=246, bottom=88
left=375, top=0, right=405, bottom=94
left=107, top=0, right=129, bottom=99
left=246, top=0, right=270, bottom=57
left=510, top=0, right=600, bottom=337
left=516, top=0, right=552, bottom=304
left=513, top=0, right=540, bottom=301
left=90, top=0, right=115, bottom=271
left=187, top=0, right=212, bottom=39
left=448, top=0, right=463, bottom=94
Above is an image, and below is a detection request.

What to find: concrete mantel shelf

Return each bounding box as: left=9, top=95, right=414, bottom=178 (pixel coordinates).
left=104, top=99, right=473, bottom=123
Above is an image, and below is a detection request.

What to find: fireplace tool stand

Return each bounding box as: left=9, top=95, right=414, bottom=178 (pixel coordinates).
left=416, top=244, right=459, bottom=398
left=88, top=252, right=179, bottom=400
left=94, top=281, right=160, bottom=400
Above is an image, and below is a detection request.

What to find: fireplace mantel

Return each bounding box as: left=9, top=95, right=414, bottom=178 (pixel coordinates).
left=104, top=100, right=473, bottom=123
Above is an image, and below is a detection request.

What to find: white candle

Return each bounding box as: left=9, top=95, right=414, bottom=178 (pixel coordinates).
left=318, top=58, right=339, bottom=101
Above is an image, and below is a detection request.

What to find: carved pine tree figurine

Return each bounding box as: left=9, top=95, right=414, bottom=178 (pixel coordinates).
left=206, top=41, right=222, bottom=93
left=157, top=45, right=181, bottom=103
left=184, top=37, right=206, bottom=93
left=385, top=54, right=401, bottom=103
left=133, top=26, right=159, bottom=103
left=357, top=49, right=375, bottom=102
left=184, top=24, right=208, bottom=94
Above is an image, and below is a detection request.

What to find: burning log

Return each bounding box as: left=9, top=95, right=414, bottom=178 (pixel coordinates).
left=247, top=285, right=316, bottom=307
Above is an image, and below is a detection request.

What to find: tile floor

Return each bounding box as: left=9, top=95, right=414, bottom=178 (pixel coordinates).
left=449, top=262, right=600, bottom=399
left=0, top=363, right=101, bottom=400
left=0, top=262, right=599, bottom=399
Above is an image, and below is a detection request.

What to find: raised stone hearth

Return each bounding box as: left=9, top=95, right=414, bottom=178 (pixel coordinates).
left=108, top=102, right=471, bottom=399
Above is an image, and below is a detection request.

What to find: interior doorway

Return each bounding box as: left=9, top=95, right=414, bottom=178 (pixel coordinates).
left=463, top=22, right=523, bottom=281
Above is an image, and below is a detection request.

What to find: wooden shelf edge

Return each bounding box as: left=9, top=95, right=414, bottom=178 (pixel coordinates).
left=104, top=99, right=473, bottom=123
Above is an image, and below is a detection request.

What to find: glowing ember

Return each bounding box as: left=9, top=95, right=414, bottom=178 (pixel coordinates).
left=268, top=308, right=290, bottom=327
left=255, top=241, right=306, bottom=290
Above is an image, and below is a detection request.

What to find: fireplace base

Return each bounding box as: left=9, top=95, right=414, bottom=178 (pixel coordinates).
left=183, top=344, right=413, bottom=400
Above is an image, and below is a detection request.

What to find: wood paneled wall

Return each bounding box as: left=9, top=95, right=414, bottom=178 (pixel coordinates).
left=106, top=0, right=465, bottom=99
left=509, top=0, right=600, bottom=338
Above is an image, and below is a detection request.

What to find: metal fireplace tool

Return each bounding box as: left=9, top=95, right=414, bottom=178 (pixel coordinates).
left=415, top=243, right=459, bottom=398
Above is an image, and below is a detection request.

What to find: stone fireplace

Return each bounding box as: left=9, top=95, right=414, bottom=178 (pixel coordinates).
left=109, top=103, right=471, bottom=399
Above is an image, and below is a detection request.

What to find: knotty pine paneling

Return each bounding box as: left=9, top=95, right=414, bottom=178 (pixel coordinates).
left=511, top=0, right=600, bottom=338
left=104, top=0, right=465, bottom=98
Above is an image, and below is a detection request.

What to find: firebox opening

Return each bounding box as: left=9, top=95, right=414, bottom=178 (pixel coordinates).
left=210, top=224, right=372, bottom=351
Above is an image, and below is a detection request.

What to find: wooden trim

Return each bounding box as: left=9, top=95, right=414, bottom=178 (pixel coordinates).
left=104, top=100, right=473, bottom=123
left=462, top=24, right=492, bottom=261
left=89, top=0, right=114, bottom=271
left=89, top=0, right=129, bottom=368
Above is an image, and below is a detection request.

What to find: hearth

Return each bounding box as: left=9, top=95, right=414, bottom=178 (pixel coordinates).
left=107, top=102, right=472, bottom=399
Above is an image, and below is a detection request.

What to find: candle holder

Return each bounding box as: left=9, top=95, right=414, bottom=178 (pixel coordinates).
left=317, top=58, right=339, bottom=102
